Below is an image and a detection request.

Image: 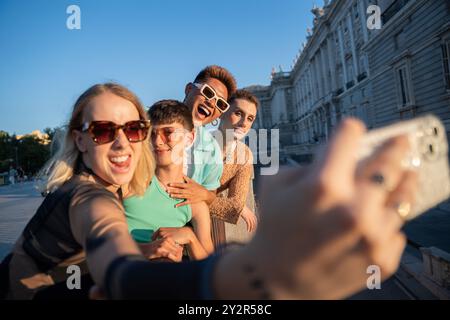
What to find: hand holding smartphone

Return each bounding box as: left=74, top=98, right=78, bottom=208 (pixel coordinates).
left=358, top=115, right=450, bottom=221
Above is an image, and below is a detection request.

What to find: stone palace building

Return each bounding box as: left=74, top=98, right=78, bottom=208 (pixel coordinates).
left=246, top=0, right=450, bottom=161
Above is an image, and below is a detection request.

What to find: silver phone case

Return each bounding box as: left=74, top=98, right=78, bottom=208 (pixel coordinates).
left=358, top=115, right=450, bottom=221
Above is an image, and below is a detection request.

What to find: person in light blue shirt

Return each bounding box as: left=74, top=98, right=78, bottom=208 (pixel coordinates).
left=166, top=65, right=238, bottom=208
left=185, top=125, right=224, bottom=190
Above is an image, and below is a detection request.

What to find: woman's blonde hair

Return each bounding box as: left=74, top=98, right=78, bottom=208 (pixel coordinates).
left=39, top=83, right=155, bottom=196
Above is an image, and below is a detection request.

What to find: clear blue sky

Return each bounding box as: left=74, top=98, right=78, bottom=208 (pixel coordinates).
left=0, top=0, right=318, bottom=135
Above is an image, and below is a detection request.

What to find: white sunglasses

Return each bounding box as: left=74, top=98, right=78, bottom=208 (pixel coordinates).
left=193, top=83, right=230, bottom=113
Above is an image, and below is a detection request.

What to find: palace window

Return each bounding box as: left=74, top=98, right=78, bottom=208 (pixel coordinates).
left=394, top=60, right=415, bottom=109
left=442, top=40, right=450, bottom=91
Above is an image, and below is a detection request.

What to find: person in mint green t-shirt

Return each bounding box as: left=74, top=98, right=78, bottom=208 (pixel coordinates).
left=124, top=100, right=214, bottom=261
left=124, top=175, right=192, bottom=243
left=167, top=65, right=238, bottom=208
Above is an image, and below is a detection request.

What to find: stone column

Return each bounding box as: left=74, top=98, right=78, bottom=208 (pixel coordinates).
left=311, top=59, right=318, bottom=102
left=337, top=23, right=348, bottom=85
left=308, top=67, right=315, bottom=109
left=327, top=35, right=337, bottom=92
left=358, top=0, right=369, bottom=43
left=347, top=13, right=359, bottom=82
left=319, top=46, right=329, bottom=95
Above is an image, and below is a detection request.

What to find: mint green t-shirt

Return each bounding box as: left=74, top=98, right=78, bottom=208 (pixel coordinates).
left=123, top=177, right=192, bottom=243
left=186, top=126, right=223, bottom=190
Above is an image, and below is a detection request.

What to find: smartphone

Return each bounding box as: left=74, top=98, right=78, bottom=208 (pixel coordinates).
left=358, top=115, right=450, bottom=221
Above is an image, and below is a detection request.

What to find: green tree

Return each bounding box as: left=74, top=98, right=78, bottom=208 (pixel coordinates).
left=0, top=131, right=13, bottom=173
left=0, top=127, right=63, bottom=176
left=17, top=135, right=51, bottom=176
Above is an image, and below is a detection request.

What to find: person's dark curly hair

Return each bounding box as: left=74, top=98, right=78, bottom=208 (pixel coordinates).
left=194, top=65, right=237, bottom=98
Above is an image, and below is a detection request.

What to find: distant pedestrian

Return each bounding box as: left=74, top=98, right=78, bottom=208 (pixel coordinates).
left=17, top=168, right=24, bottom=183
left=8, top=167, right=17, bottom=185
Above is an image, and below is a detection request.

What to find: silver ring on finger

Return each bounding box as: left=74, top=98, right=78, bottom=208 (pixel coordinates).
left=369, top=171, right=395, bottom=192
left=393, top=201, right=412, bottom=220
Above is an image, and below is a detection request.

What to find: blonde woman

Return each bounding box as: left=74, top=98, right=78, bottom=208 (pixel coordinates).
left=1, top=83, right=180, bottom=299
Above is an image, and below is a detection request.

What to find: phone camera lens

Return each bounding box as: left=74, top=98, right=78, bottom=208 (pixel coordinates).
left=421, top=136, right=439, bottom=161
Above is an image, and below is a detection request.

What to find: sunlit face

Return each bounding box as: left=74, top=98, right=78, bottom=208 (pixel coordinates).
left=150, top=122, right=194, bottom=167
left=220, top=99, right=257, bottom=140
left=184, top=77, right=229, bottom=126
left=73, top=92, right=143, bottom=187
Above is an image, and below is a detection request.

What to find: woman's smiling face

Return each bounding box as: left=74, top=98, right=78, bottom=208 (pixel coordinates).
left=73, top=92, right=143, bottom=187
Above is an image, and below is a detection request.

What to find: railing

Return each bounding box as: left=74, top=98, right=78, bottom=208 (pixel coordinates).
left=357, top=72, right=368, bottom=82
left=334, top=88, right=344, bottom=96
left=346, top=80, right=355, bottom=89
left=284, top=144, right=318, bottom=156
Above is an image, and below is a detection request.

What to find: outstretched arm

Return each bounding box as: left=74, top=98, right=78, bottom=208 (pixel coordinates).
left=84, top=119, right=417, bottom=300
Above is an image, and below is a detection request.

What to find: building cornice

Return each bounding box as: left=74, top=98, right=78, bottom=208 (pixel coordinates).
left=362, top=0, right=424, bottom=51
left=291, top=0, right=353, bottom=79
